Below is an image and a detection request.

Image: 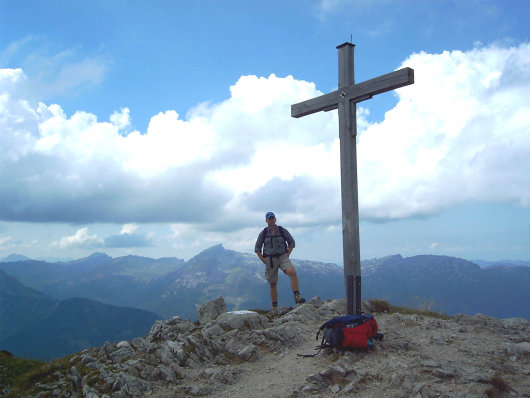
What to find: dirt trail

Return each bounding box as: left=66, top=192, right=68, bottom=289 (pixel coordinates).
left=214, top=312, right=530, bottom=398
left=216, top=324, right=334, bottom=398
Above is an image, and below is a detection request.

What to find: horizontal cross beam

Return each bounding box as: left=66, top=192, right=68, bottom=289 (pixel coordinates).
left=291, top=67, right=414, bottom=118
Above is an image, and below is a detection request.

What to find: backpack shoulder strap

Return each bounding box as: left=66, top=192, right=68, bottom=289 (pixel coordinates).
left=260, top=226, right=288, bottom=250
left=278, top=226, right=286, bottom=241
left=259, top=227, right=268, bottom=248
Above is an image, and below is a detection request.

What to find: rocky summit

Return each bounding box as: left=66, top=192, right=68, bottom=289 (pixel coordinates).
left=8, top=297, right=529, bottom=398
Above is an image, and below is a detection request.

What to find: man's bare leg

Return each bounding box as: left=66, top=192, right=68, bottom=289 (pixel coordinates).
left=269, top=282, right=278, bottom=308
left=285, top=267, right=305, bottom=304
left=284, top=267, right=299, bottom=291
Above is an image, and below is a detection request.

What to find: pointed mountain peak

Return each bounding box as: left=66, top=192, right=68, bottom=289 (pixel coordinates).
left=192, top=244, right=226, bottom=258
left=185, top=244, right=231, bottom=269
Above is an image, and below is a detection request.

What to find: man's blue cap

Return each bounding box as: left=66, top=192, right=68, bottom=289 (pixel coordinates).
left=266, top=211, right=275, bottom=219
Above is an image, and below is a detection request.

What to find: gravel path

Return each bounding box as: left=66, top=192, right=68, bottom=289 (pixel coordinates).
left=211, top=312, right=529, bottom=398
left=215, top=326, right=335, bottom=398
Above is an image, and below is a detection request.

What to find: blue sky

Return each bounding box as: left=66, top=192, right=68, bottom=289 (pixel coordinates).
left=0, top=0, right=529, bottom=263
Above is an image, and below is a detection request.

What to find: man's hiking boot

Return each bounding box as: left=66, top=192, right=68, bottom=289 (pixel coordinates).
left=294, top=292, right=306, bottom=305
left=272, top=302, right=278, bottom=310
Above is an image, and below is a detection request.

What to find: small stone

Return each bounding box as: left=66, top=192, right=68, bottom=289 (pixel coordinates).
left=80, top=354, right=96, bottom=365
left=329, top=384, right=340, bottom=393
left=237, top=344, right=258, bottom=361
left=110, top=346, right=135, bottom=363
left=420, top=360, right=440, bottom=368
left=342, top=380, right=357, bottom=393
left=432, top=368, right=456, bottom=379
left=116, top=340, right=130, bottom=348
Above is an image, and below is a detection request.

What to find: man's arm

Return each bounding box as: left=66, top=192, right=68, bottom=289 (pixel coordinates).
left=284, top=228, right=295, bottom=256
left=255, top=230, right=267, bottom=264
left=256, top=250, right=267, bottom=264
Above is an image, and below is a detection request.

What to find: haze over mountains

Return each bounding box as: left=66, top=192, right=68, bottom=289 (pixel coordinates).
left=1, top=245, right=528, bottom=360
left=0, top=268, right=159, bottom=360
left=2, top=246, right=529, bottom=320
left=4, top=251, right=528, bottom=268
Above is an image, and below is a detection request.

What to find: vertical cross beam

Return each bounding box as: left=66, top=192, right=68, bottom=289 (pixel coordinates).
left=337, top=43, right=361, bottom=315
left=291, top=44, right=414, bottom=315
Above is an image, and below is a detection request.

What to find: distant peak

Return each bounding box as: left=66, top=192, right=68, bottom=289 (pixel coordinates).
left=1, top=253, right=32, bottom=262
left=202, top=244, right=225, bottom=254
left=89, top=252, right=112, bottom=259
left=382, top=254, right=403, bottom=261
left=188, top=244, right=226, bottom=262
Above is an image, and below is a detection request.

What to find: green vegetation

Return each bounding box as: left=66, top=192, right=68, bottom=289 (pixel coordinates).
left=486, top=375, right=510, bottom=397
left=251, top=299, right=451, bottom=320
left=0, top=350, right=92, bottom=398
left=369, top=299, right=451, bottom=320
left=0, top=350, right=44, bottom=396
left=368, top=299, right=391, bottom=313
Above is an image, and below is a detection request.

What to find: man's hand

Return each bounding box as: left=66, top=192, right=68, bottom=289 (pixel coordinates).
left=256, top=251, right=267, bottom=264
left=286, top=247, right=294, bottom=257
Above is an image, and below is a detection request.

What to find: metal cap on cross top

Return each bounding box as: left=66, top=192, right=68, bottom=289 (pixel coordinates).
left=291, top=44, right=414, bottom=315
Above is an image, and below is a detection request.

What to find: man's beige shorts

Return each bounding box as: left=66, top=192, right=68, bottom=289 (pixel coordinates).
left=265, top=253, right=293, bottom=283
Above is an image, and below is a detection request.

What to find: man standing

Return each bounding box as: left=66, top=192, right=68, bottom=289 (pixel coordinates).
left=255, top=211, right=305, bottom=309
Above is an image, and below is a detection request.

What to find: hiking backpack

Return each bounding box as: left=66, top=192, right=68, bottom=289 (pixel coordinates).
left=317, top=314, right=382, bottom=350
left=298, top=313, right=383, bottom=357
left=259, top=226, right=287, bottom=250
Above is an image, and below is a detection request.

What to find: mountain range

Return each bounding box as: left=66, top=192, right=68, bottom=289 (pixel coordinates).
left=0, top=269, right=160, bottom=360
left=471, top=258, right=530, bottom=268
left=1, top=245, right=528, bottom=360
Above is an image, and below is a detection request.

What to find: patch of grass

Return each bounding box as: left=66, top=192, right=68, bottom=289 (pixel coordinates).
left=85, top=371, right=114, bottom=395
left=0, top=351, right=92, bottom=398
left=391, top=305, right=450, bottom=320
left=486, top=375, right=510, bottom=397
left=0, top=351, right=45, bottom=395
left=389, top=304, right=451, bottom=320
left=368, top=299, right=450, bottom=320
left=369, top=299, right=391, bottom=313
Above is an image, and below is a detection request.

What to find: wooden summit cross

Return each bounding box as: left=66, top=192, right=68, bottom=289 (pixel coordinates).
left=291, top=43, right=414, bottom=315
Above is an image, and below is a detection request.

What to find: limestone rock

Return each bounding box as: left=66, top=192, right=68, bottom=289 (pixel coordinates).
left=110, top=346, right=135, bottom=363
left=98, top=341, right=113, bottom=357
left=506, top=341, right=530, bottom=362
left=112, top=373, right=152, bottom=397
left=148, top=316, right=196, bottom=342
left=279, top=302, right=319, bottom=325
left=197, top=296, right=226, bottom=326
left=501, top=317, right=530, bottom=331
left=215, top=310, right=268, bottom=331
left=19, top=296, right=530, bottom=398
left=237, top=344, right=259, bottom=361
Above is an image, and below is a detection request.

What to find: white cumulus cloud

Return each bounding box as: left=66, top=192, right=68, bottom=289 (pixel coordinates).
left=103, top=224, right=152, bottom=248
left=358, top=43, right=530, bottom=219
left=0, top=236, right=13, bottom=250
left=54, top=228, right=103, bottom=249
left=120, top=223, right=139, bottom=235
left=0, top=42, right=529, bottom=234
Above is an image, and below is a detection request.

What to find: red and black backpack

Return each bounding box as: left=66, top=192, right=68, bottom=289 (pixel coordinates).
left=317, top=314, right=382, bottom=350
left=299, top=313, right=383, bottom=357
